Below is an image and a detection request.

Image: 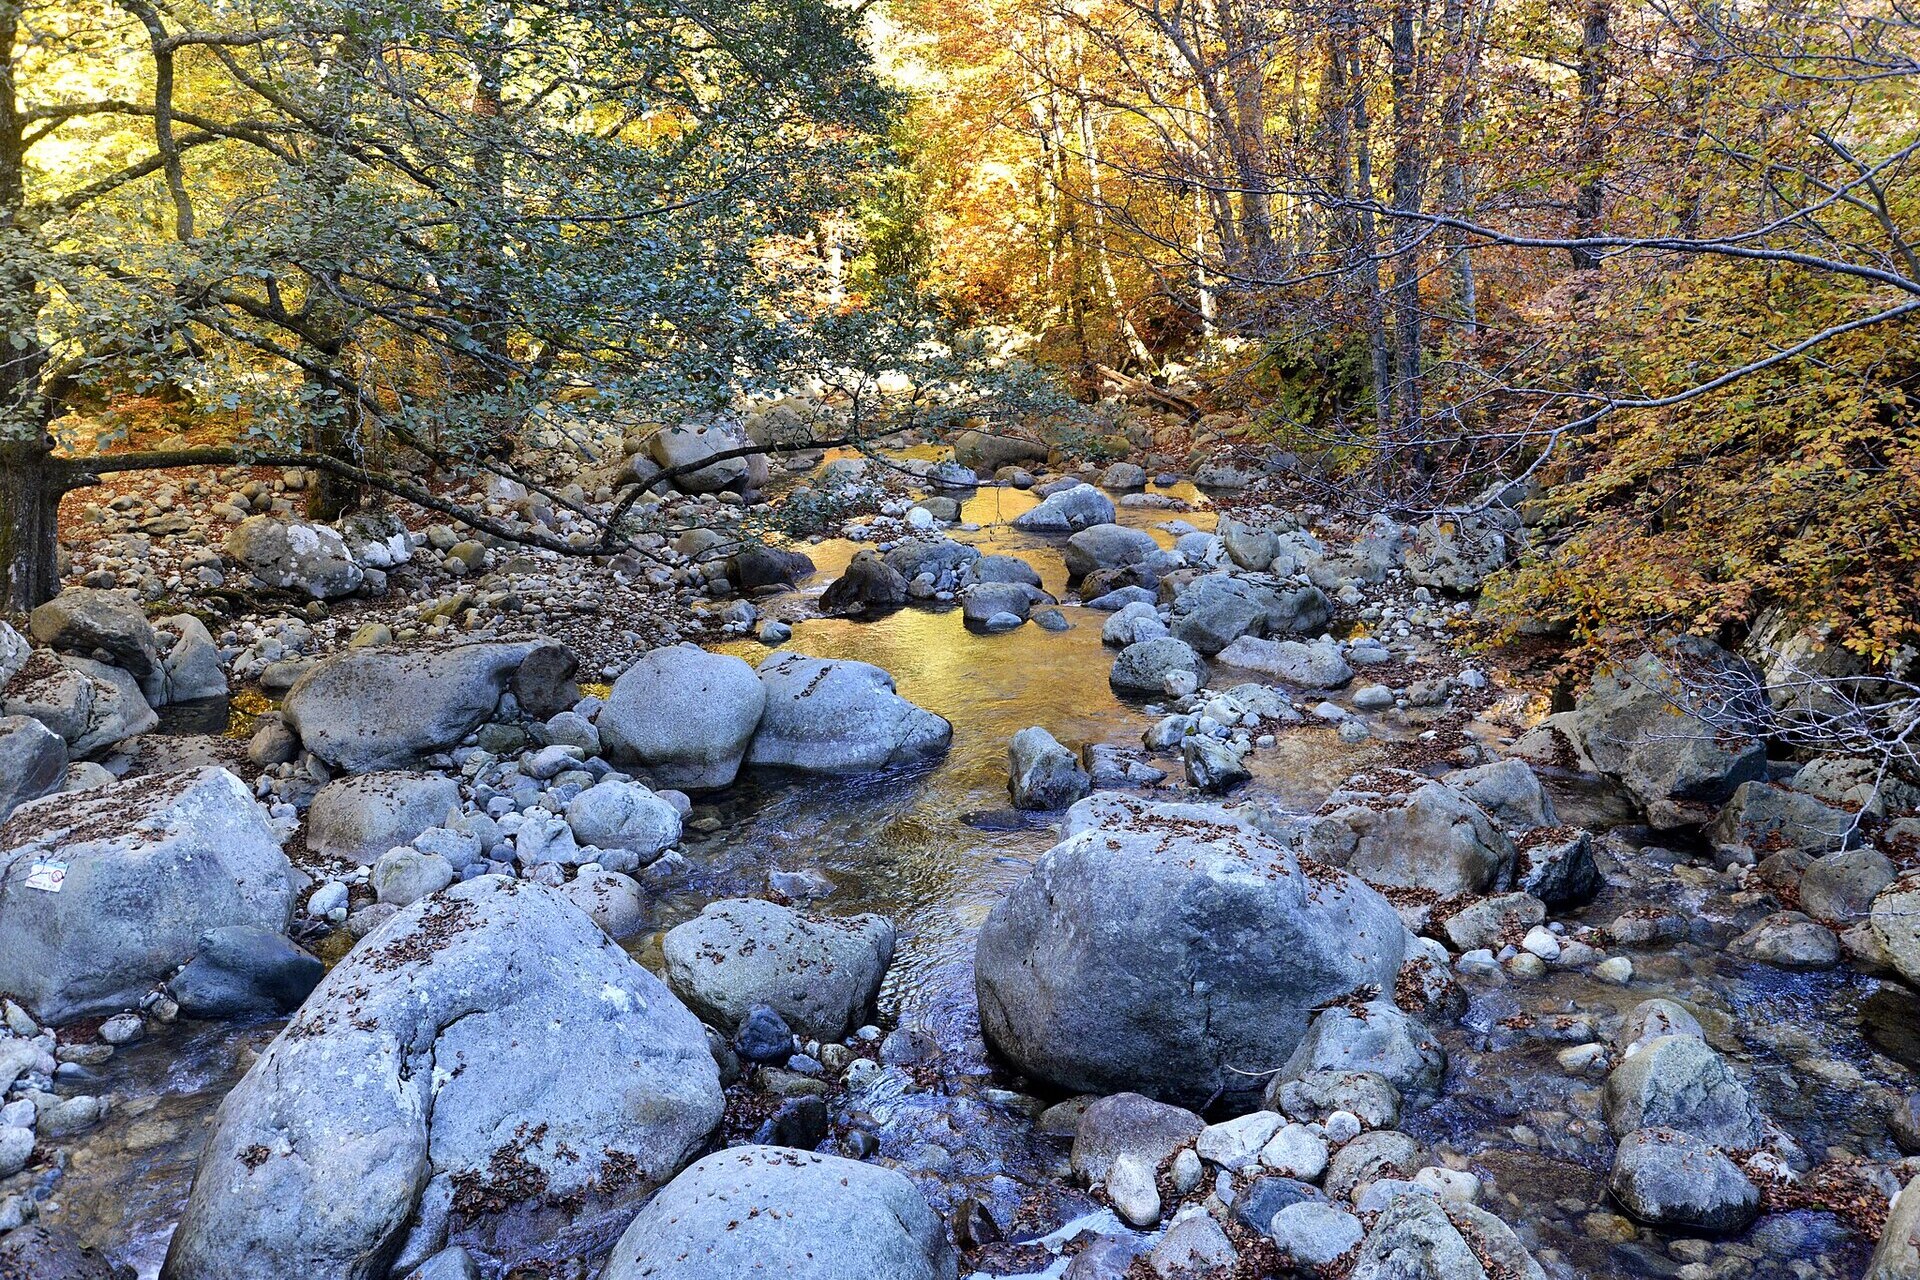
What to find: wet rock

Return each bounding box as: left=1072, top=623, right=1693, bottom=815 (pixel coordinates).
left=1311, top=777, right=1516, bottom=896
left=0, top=766, right=294, bottom=1025
left=1351, top=1194, right=1545, bottom=1279
left=308, top=771, right=460, bottom=865
left=1569, top=637, right=1770, bottom=828
left=1233, top=1175, right=1327, bottom=1234
left=0, top=715, right=65, bottom=824
left=820, top=550, right=909, bottom=616
left=1008, top=726, right=1092, bottom=810
left=1729, top=910, right=1839, bottom=969
left=662, top=897, right=894, bottom=1040
left=599, top=644, right=765, bottom=790
left=1215, top=635, right=1352, bottom=688
left=1109, top=636, right=1206, bottom=694
left=604, top=1146, right=956, bottom=1280
left=727, top=545, right=816, bottom=591
left=510, top=643, right=580, bottom=719
left=1102, top=601, right=1166, bottom=648
left=225, top=515, right=364, bottom=597
left=1710, top=780, right=1858, bottom=856
left=1070, top=1092, right=1204, bottom=1185
left=1012, top=483, right=1115, bottom=532
left=1182, top=735, right=1250, bottom=793
left=1516, top=829, right=1601, bottom=907
left=1064, top=524, right=1159, bottom=579
left=1800, top=847, right=1895, bottom=924
left=884, top=538, right=980, bottom=582
left=962, top=581, right=1041, bottom=628
left=1283, top=1000, right=1446, bottom=1098
left=1868, top=1175, right=1920, bottom=1280
left=1609, top=1127, right=1758, bottom=1232
left=733, top=1003, right=795, bottom=1064
left=565, top=780, right=681, bottom=861
left=748, top=652, right=951, bottom=772
left=163, top=877, right=722, bottom=1280
left=1602, top=1034, right=1763, bottom=1147
left=754, top=1094, right=829, bottom=1149
left=284, top=641, right=539, bottom=772
left=171, top=926, right=324, bottom=1018
left=976, top=794, right=1406, bottom=1109
left=1441, top=758, right=1557, bottom=831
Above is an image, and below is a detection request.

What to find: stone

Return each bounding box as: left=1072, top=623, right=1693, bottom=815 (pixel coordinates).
left=1215, top=636, right=1352, bottom=688
left=1110, top=636, right=1206, bottom=694
left=170, top=926, right=325, bottom=1017
left=1616, top=998, right=1704, bottom=1053
left=1441, top=758, right=1557, bottom=830
left=1106, top=1153, right=1162, bottom=1227
left=820, top=550, right=910, bottom=616
left=662, top=897, right=894, bottom=1040
left=373, top=848, right=455, bottom=906
left=510, top=644, right=580, bottom=719
left=1283, top=1000, right=1446, bottom=1098
left=646, top=421, right=764, bottom=493
left=1261, top=1123, right=1329, bottom=1181
left=1196, top=1110, right=1284, bottom=1170
left=0, top=1225, right=125, bottom=1280
left=1071, top=1092, right=1204, bottom=1185
left=1868, top=1175, right=1920, bottom=1280
left=1872, top=872, right=1920, bottom=987
left=1064, top=524, right=1159, bottom=578
left=1183, top=735, right=1250, bottom=793
left=1269, top=1202, right=1364, bottom=1268
left=1403, top=514, right=1512, bottom=594
left=1709, top=780, right=1859, bottom=856
left=734, top=1004, right=795, bottom=1064
left=1516, top=829, right=1601, bottom=907
left=1326, top=1129, right=1420, bottom=1201
left=1148, top=1209, right=1236, bottom=1276
left=157, top=614, right=229, bottom=703
left=1269, top=1070, right=1401, bottom=1130
left=1609, top=1127, right=1758, bottom=1232
left=1100, top=462, right=1148, bottom=490
left=747, top=652, right=951, bottom=773
left=28, top=588, right=161, bottom=682
left=1349, top=1192, right=1546, bottom=1280
left=163, top=878, right=722, bottom=1280
left=558, top=869, right=645, bottom=938
left=1571, top=637, right=1770, bottom=828
left=565, top=780, right=681, bottom=861
left=976, top=794, right=1406, bottom=1108
left=599, top=644, right=766, bottom=790
left=727, top=545, right=816, bottom=591
left=1729, top=911, right=1839, bottom=969
left=1602, top=1034, right=1763, bottom=1147
left=603, top=1146, right=956, bottom=1280
left=0, top=715, right=65, bottom=824
left=1312, top=777, right=1516, bottom=895
left=1008, top=726, right=1092, bottom=810
left=4, top=654, right=157, bottom=756
left=962, top=581, right=1040, bottom=628
left=1012, top=483, right=1115, bottom=532
left=225, top=516, right=364, bottom=597
left=0, top=1126, right=32, bottom=1177
left=0, top=767, right=294, bottom=1025
left=1800, top=847, right=1896, bottom=924
left=307, top=771, right=461, bottom=865
left=284, top=641, right=538, bottom=773
left=954, top=427, right=1049, bottom=474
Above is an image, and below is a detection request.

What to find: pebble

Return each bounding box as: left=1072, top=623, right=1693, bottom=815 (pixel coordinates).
left=1106, top=1153, right=1162, bottom=1227
left=1594, top=956, right=1634, bottom=984
left=99, top=1013, right=145, bottom=1045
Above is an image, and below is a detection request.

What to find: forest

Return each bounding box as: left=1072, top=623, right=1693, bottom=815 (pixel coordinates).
left=0, top=0, right=1919, bottom=1279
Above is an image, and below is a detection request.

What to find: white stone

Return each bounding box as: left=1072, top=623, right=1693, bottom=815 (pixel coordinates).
left=1259, top=1122, right=1329, bottom=1181
left=1196, top=1111, right=1285, bottom=1170
left=1106, top=1152, right=1162, bottom=1227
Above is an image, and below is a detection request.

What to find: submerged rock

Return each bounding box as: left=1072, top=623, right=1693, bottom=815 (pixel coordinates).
left=163, top=877, right=722, bottom=1280
left=1609, top=1126, right=1758, bottom=1232
left=975, top=793, right=1406, bottom=1108
left=1008, top=726, right=1092, bottom=810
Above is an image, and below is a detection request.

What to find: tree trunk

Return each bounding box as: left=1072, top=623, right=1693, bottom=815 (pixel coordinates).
left=1571, top=0, right=1611, bottom=269
left=1349, top=38, right=1393, bottom=435
left=304, top=371, right=363, bottom=521
left=1, top=436, right=66, bottom=611
left=1388, top=0, right=1426, bottom=470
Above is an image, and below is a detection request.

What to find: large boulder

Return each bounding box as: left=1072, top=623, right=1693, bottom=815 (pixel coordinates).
left=726, top=545, right=815, bottom=591
left=2, top=651, right=158, bottom=757
left=1440, top=758, right=1556, bottom=831
left=169, top=925, right=325, bottom=1018
left=1609, top=1127, right=1758, bottom=1232
left=975, top=794, right=1407, bottom=1109
left=954, top=426, right=1048, bottom=475
left=162, top=877, right=722, bottom=1280
left=1064, top=524, right=1159, bottom=579
left=597, top=644, right=766, bottom=790
left=1012, top=483, right=1115, bottom=532
left=1282, top=1000, right=1446, bottom=1098
left=819, top=550, right=909, bottom=616
left=1868, top=1175, right=1920, bottom=1280
left=284, top=642, right=544, bottom=773
left=604, top=1146, right=957, bottom=1280
left=28, top=588, right=162, bottom=687
left=1708, top=780, right=1858, bottom=857
left=564, top=780, right=681, bottom=861
left=1602, top=1035, right=1763, bottom=1148
left=1008, top=726, right=1092, bottom=810
left=646, top=421, right=764, bottom=493
left=1307, top=776, right=1516, bottom=895
left=1403, top=513, right=1514, bottom=594
left=1870, top=872, right=1920, bottom=986
left=961, top=581, right=1043, bottom=628
left=747, top=652, right=951, bottom=773
left=1110, top=636, right=1206, bottom=695
left=157, top=614, right=230, bottom=703
left=1348, top=1193, right=1546, bottom=1280
left=0, top=767, right=294, bottom=1024
left=661, top=897, right=894, bottom=1039
left=0, top=715, right=65, bottom=824
left=1570, top=637, right=1771, bottom=828
left=1215, top=636, right=1352, bottom=689
left=225, top=516, right=364, bottom=598
left=307, top=772, right=462, bottom=865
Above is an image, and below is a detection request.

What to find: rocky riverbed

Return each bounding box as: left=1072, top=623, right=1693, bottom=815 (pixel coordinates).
left=2, top=418, right=1918, bottom=1280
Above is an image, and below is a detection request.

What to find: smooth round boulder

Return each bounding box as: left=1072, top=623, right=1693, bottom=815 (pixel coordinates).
left=1008, top=726, right=1092, bottom=810
left=604, top=1146, right=957, bottom=1280
left=662, top=897, right=894, bottom=1040
left=162, top=877, right=722, bottom=1280
left=597, top=645, right=766, bottom=790
left=169, top=926, right=325, bottom=1018
left=1011, top=483, right=1115, bottom=532
left=307, top=771, right=461, bottom=865
left=1109, top=636, right=1205, bottom=695
left=975, top=794, right=1407, bottom=1109
left=1608, top=1127, right=1758, bottom=1232
left=1063, top=524, right=1159, bottom=579
left=565, top=780, right=681, bottom=861
left=283, top=642, right=541, bottom=773
left=746, top=652, right=950, bottom=773
left=1602, top=1034, right=1763, bottom=1147
left=225, top=516, right=365, bottom=598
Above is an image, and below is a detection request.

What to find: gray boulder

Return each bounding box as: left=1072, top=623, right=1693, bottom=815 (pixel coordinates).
left=1215, top=636, right=1352, bottom=688
left=598, top=644, right=766, bottom=790
left=1008, top=726, right=1092, bottom=810
left=1571, top=637, right=1770, bottom=828
left=1, top=653, right=158, bottom=757
left=1801, top=847, right=1896, bottom=924
left=975, top=795, right=1407, bottom=1108
left=0, top=767, right=294, bottom=1024
left=157, top=614, right=229, bottom=703
left=1110, top=636, right=1206, bottom=695
left=954, top=426, right=1048, bottom=474
left=1283, top=1000, right=1445, bottom=1098
left=28, top=588, right=162, bottom=687
left=1308, top=777, right=1516, bottom=895
left=1064, top=524, right=1159, bottom=579
left=307, top=772, right=461, bottom=865
left=1071, top=1092, right=1204, bottom=1185
left=1183, top=735, right=1250, bottom=793
left=646, top=421, right=763, bottom=493
left=1728, top=911, right=1839, bottom=969
left=747, top=652, right=951, bottom=773
left=1348, top=1193, right=1546, bottom=1280
left=1441, top=758, right=1556, bottom=831
left=820, top=550, right=909, bottom=616
left=662, top=897, right=894, bottom=1039
left=1403, top=513, right=1513, bottom=594
left=1609, top=1127, right=1758, bottom=1232
left=556, top=868, right=645, bottom=938
left=962, top=581, right=1041, bottom=628
left=1709, top=780, right=1858, bottom=856
left=884, top=538, right=980, bottom=582
left=1872, top=872, right=1920, bottom=986
left=0, top=715, right=65, bottom=824
left=1868, top=1175, right=1920, bottom=1280
left=564, top=780, right=681, bottom=861
left=283, top=642, right=539, bottom=772
left=970, top=553, right=1043, bottom=587
left=1012, top=484, right=1115, bottom=532
left=604, top=1146, right=956, bottom=1280
left=1603, top=1034, right=1763, bottom=1148
left=170, top=926, right=325, bottom=1018
left=162, top=877, right=722, bottom=1280
left=225, top=516, right=364, bottom=597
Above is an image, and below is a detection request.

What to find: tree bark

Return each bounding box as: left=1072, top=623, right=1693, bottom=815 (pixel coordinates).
left=1, top=435, right=67, bottom=612
left=1389, top=0, right=1427, bottom=470
left=1571, top=0, right=1611, bottom=269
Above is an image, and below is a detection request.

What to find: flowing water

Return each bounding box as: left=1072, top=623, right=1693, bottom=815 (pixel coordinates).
left=37, top=473, right=1904, bottom=1278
